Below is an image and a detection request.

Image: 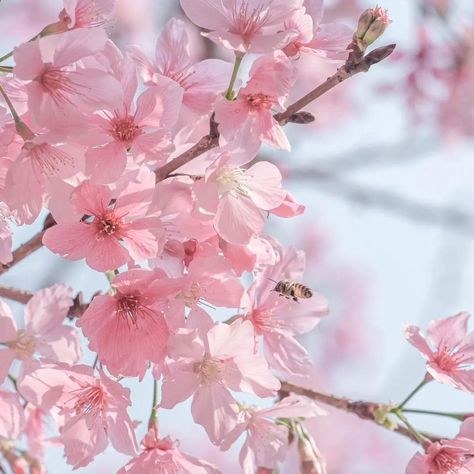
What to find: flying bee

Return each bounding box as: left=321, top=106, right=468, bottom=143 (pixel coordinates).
left=268, top=279, right=313, bottom=302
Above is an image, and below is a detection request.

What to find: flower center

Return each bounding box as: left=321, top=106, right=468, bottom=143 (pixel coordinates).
left=73, top=384, right=106, bottom=418
left=434, top=348, right=461, bottom=372
left=96, top=210, right=122, bottom=237
left=231, top=1, right=271, bottom=40
left=434, top=450, right=465, bottom=472
left=117, top=295, right=141, bottom=326
left=180, top=281, right=201, bottom=308
left=25, top=142, right=74, bottom=175
left=216, top=166, right=250, bottom=197
left=110, top=115, right=142, bottom=145
left=194, top=356, right=225, bottom=384
left=38, top=65, right=81, bottom=104
left=246, top=93, right=275, bottom=110
left=250, top=309, right=279, bottom=334
left=7, top=330, right=37, bottom=359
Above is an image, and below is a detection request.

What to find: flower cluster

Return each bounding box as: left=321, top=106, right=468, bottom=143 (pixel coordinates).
left=0, top=1, right=423, bottom=473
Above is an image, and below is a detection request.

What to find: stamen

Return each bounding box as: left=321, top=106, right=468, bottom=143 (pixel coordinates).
left=25, top=142, right=74, bottom=175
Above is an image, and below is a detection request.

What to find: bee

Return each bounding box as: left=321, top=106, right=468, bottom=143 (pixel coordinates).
left=269, top=279, right=313, bottom=302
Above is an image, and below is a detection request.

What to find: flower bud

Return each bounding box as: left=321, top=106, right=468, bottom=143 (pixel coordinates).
left=356, top=6, right=391, bottom=50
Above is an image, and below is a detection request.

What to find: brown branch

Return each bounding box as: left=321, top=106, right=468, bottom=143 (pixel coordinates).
left=0, top=285, right=32, bottom=304
left=279, top=381, right=439, bottom=445
left=0, top=230, right=46, bottom=276
left=0, top=285, right=89, bottom=319
left=274, top=43, right=396, bottom=125
left=154, top=114, right=220, bottom=183
left=153, top=44, right=396, bottom=182
left=0, top=43, right=396, bottom=273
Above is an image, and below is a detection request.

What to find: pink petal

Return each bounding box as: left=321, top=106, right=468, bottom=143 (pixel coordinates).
left=191, top=384, right=238, bottom=445
left=53, top=28, right=109, bottom=68
left=263, top=331, right=312, bottom=376
left=0, top=390, right=25, bottom=439
left=161, top=366, right=200, bottom=408
left=427, top=312, right=470, bottom=351
left=215, top=194, right=265, bottom=245
left=154, top=18, right=191, bottom=77
left=43, top=222, right=96, bottom=261
left=245, top=161, right=285, bottom=210
left=404, top=325, right=434, bottom=360
left=24, top=284, right=73, bottom=335
left=85, top=142, right=127, bottom=184
left=179, top=0, right=230, bottom=31
left=0, top=300, right=17, bottom=341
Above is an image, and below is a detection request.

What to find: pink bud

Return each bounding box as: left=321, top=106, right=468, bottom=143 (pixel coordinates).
left=356, top=6, right=391, bottom=49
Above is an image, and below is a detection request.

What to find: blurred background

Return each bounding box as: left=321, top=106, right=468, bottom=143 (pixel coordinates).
left=1, top=0, right=474, bottom=472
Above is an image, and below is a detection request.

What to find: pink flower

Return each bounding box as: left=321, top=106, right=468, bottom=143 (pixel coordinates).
left=195, top=154, right=286, bottom=244
left=246, top=242, right=329, bottom=375
left=221, top=396, right=326, bottom=474
left=180, top=0, right=304, bottom=54
left=43, top=177, right=164, bottom=272
left=18, top=363, right=138, bottom=469
left=58, top=0, right=114, bottom=30
left=0, top=390, right=24, bottom=440
left=173, top=254, right=248, bottom=312
left=161, top=313, right=280, bottom=444
left=215, top=52, right=294, bottom=150
left=118, top=428, right=219, bottom=474
left=404, top=312, right=474, bottom=393
left=78, top=269, right=180, bottom=378
left=83, top=58, right=182, bottom=182
left=406, top=417, right=474, bottom=473
left=0, top=285, right=81, bottom=384
left=13, top=28, right=121, bottom=129
left=4, top=133, right=78, bottom=224
left=129, top=18, right=231, bottom=115
left=282, top=1, right=352, bottom=60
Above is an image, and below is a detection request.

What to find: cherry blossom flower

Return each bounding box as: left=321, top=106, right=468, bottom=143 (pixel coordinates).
left=221, top=395, right=326, bottom=474
left=161, top=313, right=280, bottom=444
left=180, top=0, right=304, bottom=54
left=246, top=242, right=329, bottom=375
left=406, top=417, right=474, bottom=474
left=129, top=18, right=231, bottom=115
left=58, top=0, right=114, bottom=30
left=13, top=28, right=121, bottom=129
left=78, top=269, right=181, bottom=378
left=195, top=153, right=286, bottom=245
left=19, top=363, right=138, bottom=469
left=118, top=427, right=219, bottom=474
left=173, top=254, right=248, bottom=313
left=215, top=52, right=294, bottom=150
left=404, top=311, right=474, bottom=393
left=4, top=132, right=78, bottom=224
left=0, top=390, right=24, bottom=440
left=83, top=58, right=182, bottom=182
left=43, top=177, right=164, bottom=272
left=282, top=0, right=352, bottom=60
left=0, top=285, right=81, bottom=384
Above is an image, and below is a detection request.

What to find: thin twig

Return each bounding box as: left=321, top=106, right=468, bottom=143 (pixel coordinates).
left=153, top=44, right=396, bottom=183
left=279, top=381, right=439, bottom=445
left=0, top=230, right=46, bottom=275
left=0, top=285, right=89, bottom=319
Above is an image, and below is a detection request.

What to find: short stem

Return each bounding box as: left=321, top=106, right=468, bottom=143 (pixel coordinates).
left=397, top=378, right=430, bottom=409
left=0, top=51, right=13, bottom=64
left=225, top=52, right=244, bottom=100
left=394, top=411, right=428, bottom=444
left=148, top=379, right=159, bottom=429
left=0, top=66, right=13, bottom=73
left=0, top=83, right=21, bottom=123
left=7, top=374, right=17, bottom=390
left=402, top=408, right=465, bottom=421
